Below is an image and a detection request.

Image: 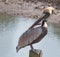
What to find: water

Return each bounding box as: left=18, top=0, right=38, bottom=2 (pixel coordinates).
left=0, top=13, right=60, bottom=57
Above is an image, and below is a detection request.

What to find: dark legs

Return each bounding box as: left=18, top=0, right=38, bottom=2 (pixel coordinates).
left=30, top=44, right=34, bottom=50
left=30, top=44, right=39, bottom=54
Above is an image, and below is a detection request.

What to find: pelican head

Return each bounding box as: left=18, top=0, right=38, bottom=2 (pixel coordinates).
left=43, top=6, right=55, bottom=15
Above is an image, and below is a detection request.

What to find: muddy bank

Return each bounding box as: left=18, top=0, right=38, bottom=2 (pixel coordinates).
left=0, top=0, right=60, bottom=23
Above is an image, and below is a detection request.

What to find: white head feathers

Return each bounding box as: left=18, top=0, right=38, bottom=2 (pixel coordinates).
left=43, top=6, right=55, bottom=14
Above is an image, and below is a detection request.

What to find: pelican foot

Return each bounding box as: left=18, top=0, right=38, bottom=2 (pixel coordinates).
left=32, top=49, right=42, bottom=55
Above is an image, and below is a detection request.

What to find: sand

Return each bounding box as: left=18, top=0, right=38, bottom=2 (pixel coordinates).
left=0, top=0, right=60, bottom=23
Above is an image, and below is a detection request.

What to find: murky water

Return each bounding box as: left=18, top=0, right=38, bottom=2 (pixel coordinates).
left=0, top=14, right=60, bottom=57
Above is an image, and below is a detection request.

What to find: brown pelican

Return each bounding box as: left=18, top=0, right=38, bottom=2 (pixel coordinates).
left=16, top=7, right=55, bottom=52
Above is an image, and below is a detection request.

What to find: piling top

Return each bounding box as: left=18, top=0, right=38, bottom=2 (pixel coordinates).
left=29, top=49, right=42, bottom=57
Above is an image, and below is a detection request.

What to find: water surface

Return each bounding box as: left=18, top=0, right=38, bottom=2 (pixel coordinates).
left=0, top=14, right=60, bottom=57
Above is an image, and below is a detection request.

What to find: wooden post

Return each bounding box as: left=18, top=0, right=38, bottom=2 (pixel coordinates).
left=29, top=49, right=42, bottom=57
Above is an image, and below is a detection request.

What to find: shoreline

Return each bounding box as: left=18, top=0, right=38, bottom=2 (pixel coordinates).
left=0, top=1, right=60, bottom=24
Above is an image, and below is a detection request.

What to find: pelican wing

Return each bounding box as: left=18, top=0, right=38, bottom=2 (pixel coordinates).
left=18, top=27, right=42, bottom=48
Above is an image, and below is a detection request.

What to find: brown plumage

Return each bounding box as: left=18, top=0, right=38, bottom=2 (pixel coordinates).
left=16, top=19, right=47, bottom=52
left=16, top=7, right=55, bottom=52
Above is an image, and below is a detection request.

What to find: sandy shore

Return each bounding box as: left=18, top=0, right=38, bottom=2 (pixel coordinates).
left=0, top=0, right=60, bottom=23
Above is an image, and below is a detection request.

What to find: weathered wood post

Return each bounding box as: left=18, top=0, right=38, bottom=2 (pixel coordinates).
left=29, top=49, right=42, bottom=57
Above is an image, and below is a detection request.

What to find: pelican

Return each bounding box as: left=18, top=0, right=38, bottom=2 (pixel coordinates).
left=16, top=6, right=55, bottom=52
